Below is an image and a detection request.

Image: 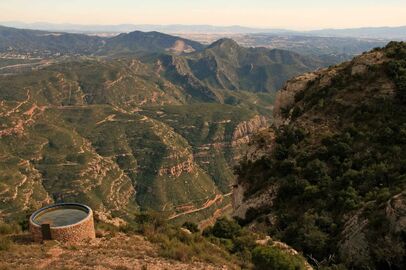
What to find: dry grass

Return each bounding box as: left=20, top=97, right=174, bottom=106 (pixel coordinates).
left=0, top=232, right=231, bottom=270
left=0, top=237, right=12, bottom=251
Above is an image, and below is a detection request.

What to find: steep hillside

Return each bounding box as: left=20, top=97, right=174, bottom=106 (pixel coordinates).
left=0, top=56, right=270, bottom=225
left=141, top=105, right=268, bottom=193
left=0, top=26, right=204, bottom=57
left=160, top=39, right=330, bottom=97
left=0, top=25, right=103, bottom=55
left=233, top=42, right=406, bottom=269
left=0, top=26, right=334, bottom=97
left=0, top=26, right=350, bottom=228
left=102, top=31, right=205, bottom=56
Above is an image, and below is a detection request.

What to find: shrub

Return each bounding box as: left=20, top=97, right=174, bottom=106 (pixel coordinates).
left=158, top=238, right=193, bottom=262
left=153, top=227, right=237, bottom=266
left=385, top=42, right=406, bottom=60
left=0, top=224, right=13, bottom=236
left=232, top=233, right=257, bottom=253
left=224, top=96, right=239, bottom=105
left=131, top=210, right=167, bottom=235
left=244, top=207, right=264, bottom=225
left=252, top=245, right=305, bottom=270
left=0, top=237, right=12, bottom=251
left=0, top=222, right=20, bottom=235
left=212, top=218, right=241, bottom=239
left=376, top=188, right=391, bottom=204
left=291, top=106, right=303, bottom=119
left=386, top=57, right=406, bottom=103
left=303, top=159, right=329, bottom=182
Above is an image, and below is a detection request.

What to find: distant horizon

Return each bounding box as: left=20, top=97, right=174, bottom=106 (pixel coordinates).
left=0, top=0, right=405, bottom=31
left=2, top=20, right=406, bottom=33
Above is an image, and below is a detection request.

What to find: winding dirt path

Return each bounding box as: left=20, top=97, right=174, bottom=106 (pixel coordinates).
left=168, top=193, right=232, bottom=220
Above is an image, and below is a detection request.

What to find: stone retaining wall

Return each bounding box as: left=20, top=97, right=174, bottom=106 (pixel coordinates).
left=29, top=204, right=96, bottom=243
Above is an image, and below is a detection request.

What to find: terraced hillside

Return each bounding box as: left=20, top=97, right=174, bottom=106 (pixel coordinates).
left=0, top=27, right=334, bottom=225
left=0, top=54, right=272, bottom=224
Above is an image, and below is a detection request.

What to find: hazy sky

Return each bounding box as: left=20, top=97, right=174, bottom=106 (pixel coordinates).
left=0, top=0, right=405, bottom=30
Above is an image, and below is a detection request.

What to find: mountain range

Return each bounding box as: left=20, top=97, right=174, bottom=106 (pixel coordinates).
left=0, top=26, right=334, bottom=91
left=0, top=23, right=405, bottom=269
left=2, top=21, right=406, bottom=39
left=0, top=24, right=393, bottom=69
left=0, top=25, right=333, bottom=226
left=0, top=25, right=203, bottom=56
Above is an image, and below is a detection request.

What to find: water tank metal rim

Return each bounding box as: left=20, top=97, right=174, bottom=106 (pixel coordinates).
left=29, top=203, right=93, bottom=229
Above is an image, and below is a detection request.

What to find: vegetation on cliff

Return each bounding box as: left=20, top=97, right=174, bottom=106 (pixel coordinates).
left=235, top=42, right=406, bottom=269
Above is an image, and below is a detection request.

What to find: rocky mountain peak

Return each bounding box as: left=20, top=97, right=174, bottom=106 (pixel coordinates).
left=207, top=38, right=240, bottom=50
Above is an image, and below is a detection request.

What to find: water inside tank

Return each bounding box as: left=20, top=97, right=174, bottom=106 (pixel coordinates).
left=33, top=207, right=88, bottom=227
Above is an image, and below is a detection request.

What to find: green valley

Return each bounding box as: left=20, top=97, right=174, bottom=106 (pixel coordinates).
left=0, top=28, right=331, bottom=226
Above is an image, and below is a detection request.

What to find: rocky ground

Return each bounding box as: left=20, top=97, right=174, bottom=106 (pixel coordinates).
left=0, top=233, right=228, bottom=270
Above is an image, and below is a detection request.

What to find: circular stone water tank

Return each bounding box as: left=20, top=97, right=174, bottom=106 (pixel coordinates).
left=29, top=203, right=95, bottom=242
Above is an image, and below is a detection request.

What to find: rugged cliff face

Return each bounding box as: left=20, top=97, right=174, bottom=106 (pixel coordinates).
left=232, top=115, right=268, bottom=147
left=339, top=192, right=406, bottom=268
left=233, top=42, right=406, bottom=269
